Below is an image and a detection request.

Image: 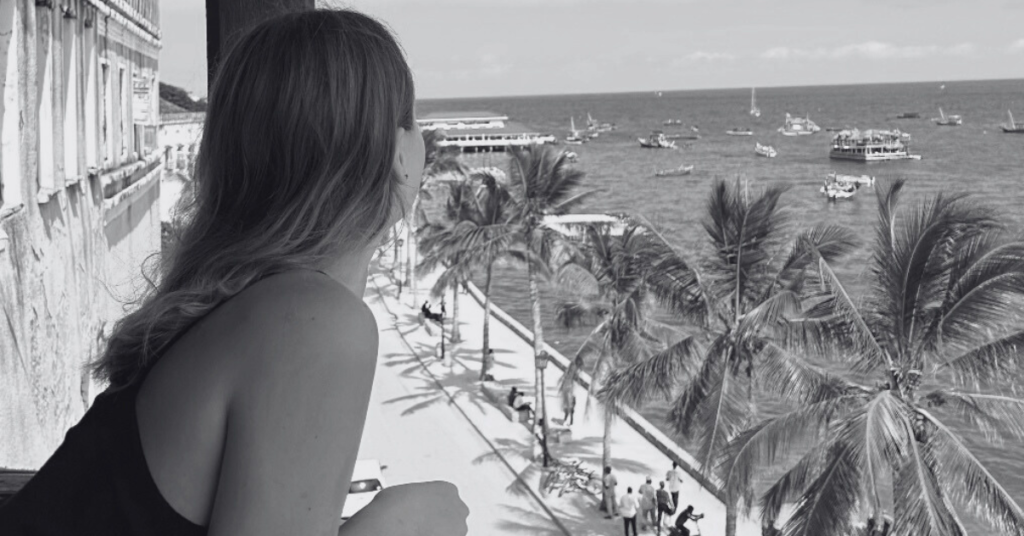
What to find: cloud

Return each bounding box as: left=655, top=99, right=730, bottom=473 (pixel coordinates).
left=1010, top=38, right=1024, bottom=52
left=761, top=42, right=976, bottom=60
left=684, top=51, right=737, bottom=62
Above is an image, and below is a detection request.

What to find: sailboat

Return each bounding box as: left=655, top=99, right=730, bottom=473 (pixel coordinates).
left=933, top=107, right=962, bottom=126
left=750, top=88, right=761, bottom=117
left=1001, top=110, right=1024, bottom=133
left=565, top=117, right=587, bottom=144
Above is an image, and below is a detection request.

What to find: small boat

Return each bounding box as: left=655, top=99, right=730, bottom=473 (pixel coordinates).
left=933, top=108, right=962, bottom=126
left=750, top=88, right=761, bottom=117
left=895, top=112, right=921, bottom=119
left=755, top=142, right=777, bottom=158
left=827, top=172, right=875, bottom=187
left=691, top=125, right=700, bottom=133
left=663, top=119, right=684, bottom=126
left=778, top=113, right=820, bottom=136
left=821, top=180, right=857, bottom=200
left=564, top=151, right=579, bottom=162
left=726, top=127, right=753, bottom=136
left=587, top=113, right=616, bottom=133
left=565, top=117, right=587, bottom=144
left=653, top=164, right=694, bottom=177
left=1001, top=110, right=1024, bottom=133
left=638, top=131, right=677, bottom=149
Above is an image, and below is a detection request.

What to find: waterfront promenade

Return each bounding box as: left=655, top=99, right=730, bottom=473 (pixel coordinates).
left=360, top=254, right=761, bottom=536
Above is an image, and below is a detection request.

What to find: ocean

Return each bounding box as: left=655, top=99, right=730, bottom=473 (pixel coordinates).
left=416, top=78, right=1024, bottom=520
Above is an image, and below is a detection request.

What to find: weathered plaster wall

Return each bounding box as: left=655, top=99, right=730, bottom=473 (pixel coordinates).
left=0, top=0, right=162, bottom=470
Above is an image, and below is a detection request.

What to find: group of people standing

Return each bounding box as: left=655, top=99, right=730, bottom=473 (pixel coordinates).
left=603, top=462, right=704, bottom=536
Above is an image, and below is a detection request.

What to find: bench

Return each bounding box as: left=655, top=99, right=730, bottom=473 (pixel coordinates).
left=480, top=381, right=532, bottom=424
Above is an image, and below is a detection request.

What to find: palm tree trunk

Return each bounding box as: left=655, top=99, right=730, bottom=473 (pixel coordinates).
left=481, top=264, right=493, bottom=380
left=601, top=403, right=614, bottom=509
left=528, top=263, right=550, bottom=466
left=451, top=280, right=461, bottom=343
left=726, top=496, right=738, bottom=536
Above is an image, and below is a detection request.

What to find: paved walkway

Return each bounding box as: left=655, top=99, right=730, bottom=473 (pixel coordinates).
left=364, top=253, right=761, bottom=536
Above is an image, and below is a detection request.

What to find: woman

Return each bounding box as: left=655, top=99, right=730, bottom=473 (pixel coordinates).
left=0, top=9, right=468, bottom=536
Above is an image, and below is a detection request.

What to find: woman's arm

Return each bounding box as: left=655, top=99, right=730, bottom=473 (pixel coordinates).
left=207, top=280, right=378, bottom=536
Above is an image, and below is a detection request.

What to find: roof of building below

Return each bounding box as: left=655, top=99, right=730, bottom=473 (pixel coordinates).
left=160, top=98, right=189, bottom=114
left=440, top=121, right=546, bottom=137
left=420, top=111, right=507, bottom=121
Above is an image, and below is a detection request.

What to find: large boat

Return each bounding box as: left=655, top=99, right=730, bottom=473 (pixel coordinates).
left=565, top=117, right=587, bottom=145
left=587, top=113, right=616, bottom=133
left=933, top=108, right=962, bottom=126
left=750, top=88, right=761, bottom=117
left=638, top=131, right=677, bottom=149
left=653, top=164, right=694, bottom=177
left=829, top=128, right=922, bottom=162
left=778, top=113, right=821, bottom=136
left=755, top=142, right=777, bottom=158
left=1001, top=110, right=1024, bottom=133
left=726, top=127, right=753, bottom=136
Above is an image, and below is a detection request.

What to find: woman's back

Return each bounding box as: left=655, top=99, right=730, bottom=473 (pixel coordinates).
left=0, top=271, right=372, bottom=535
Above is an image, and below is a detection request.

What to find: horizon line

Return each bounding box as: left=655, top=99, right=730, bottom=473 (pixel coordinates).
left=416, top=76, right=1024, bottom=102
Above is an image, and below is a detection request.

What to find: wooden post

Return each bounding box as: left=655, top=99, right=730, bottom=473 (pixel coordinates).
left=205, top=0, right=315, bottom=89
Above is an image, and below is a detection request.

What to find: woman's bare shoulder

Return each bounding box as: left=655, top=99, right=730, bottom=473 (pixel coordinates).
left=218, top=271, right=379, bottom=386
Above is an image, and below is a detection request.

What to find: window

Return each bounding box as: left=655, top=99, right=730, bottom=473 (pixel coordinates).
left=1, top=2, right=21, bottom=209
left=37, top=8, right=56, bottom=194
left=119, top=66, right=128, bottom=158
left=101, top=61, right=111, bottom=164
left=83, top=13, right=97, bottom=169
left=62, top=8, right=79, bottom=182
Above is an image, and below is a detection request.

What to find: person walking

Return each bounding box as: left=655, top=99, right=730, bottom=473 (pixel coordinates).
left=618, top=487, right=640, bottom=536
left=562, top=392, right=576, bottom=426
left=666, top=462, right=685, bottom=513
left=638, top=476, right=657, bottom=531
left=602, top=466, right=619, bottom=518
left=655, top=481, right=675, bottom=535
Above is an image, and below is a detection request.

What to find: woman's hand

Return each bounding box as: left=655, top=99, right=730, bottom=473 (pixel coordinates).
left=339, top=481, right=469, bottom=536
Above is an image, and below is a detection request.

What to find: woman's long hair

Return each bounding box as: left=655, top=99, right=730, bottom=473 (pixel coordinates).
left=91, top=9, right=415, bottom=390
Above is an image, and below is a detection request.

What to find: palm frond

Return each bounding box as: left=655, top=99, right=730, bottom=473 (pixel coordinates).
left=772, top=224, right=861, bottom=293
left=818, top=256, right=891, bottom=372
left=719, top=396, right=859, bottom=512
left=598, top=334, right=705, bottom=409
left=922, top=390, right=1024, bottom=442
left=939, top=329, right=1024, bottom=387
left=760, top=439, right=833, bottom=527
left=780, top=442, right=862, bottom=536
left=918, top=408, right=1024, bottom=536
left=893, top=431, right=966, bottom=536
left=756, top=341, right=867, bottom=404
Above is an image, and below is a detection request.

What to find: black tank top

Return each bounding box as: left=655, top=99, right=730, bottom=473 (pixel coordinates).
left=0, top=269, right=331, bottom=535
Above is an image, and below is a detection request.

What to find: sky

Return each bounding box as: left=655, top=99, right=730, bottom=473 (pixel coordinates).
left=160, top=0, right=1024, bottom=100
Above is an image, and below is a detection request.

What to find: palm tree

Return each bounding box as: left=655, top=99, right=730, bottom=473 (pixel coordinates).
left=723, top=179, right=1024, bottom=536
left=555, top=222, right=672, bottom=510
left=597, top=179, right=860, bottom=536
left=418, top=171, right=517, bottom=358
left=506, top=145, right=595, bottom=466
left=408, top=130, right=466, bottom=303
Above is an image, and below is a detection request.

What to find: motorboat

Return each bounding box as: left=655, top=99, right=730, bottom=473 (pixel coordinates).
left=726, top=127, right=753, bottom=136
left=821, top=179, right=857, bottom=200
left=664, top=133, right=701, bottom=140
left=663, top=119, right=684, bottom=126
left=587, top=113, right=616, bottom=133
left=933, top=108, right=962, bottom=126
left=1001, top=110, right=1024, bottom=133
left=827, top=172, right=875, bottom=187
left=829, top=128, right=921, bottom=162
left=896, top=112, right=921, bottom=119
left=638, top=131, right=677, bottom=149
left=755, top=142, right=777, bottom=158
left=653, top=164, right=694, bottom=177
left=564, top=151, right=579, bottom=162
left=750, top=88, right=761, bottom=117
left=778, top=113, right=820, bottom=136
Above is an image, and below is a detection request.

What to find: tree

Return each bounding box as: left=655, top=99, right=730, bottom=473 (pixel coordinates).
left=417, top=169, right=517, bottom=379
left=730, top=179, right=1024, bottom=536
left=597, top=178, right=859, bottom=536
left=505, top=145, right=595, bottom=466
left=555, top=222, right=672, bottom=510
